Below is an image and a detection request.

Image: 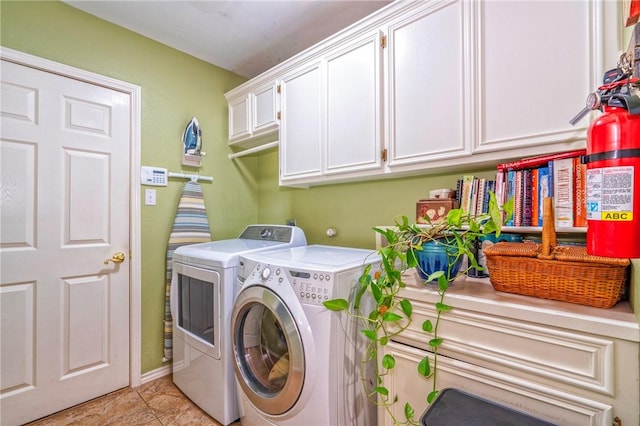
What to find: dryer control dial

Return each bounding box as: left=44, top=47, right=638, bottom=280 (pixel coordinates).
left=261, top=267, right=271, bottom=281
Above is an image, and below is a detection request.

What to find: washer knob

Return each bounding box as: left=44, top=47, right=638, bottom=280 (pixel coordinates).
left=261, top=267, right=271, bottom=281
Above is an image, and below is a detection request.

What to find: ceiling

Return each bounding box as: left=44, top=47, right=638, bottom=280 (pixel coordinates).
left=63, top=0, right=392, bottom=79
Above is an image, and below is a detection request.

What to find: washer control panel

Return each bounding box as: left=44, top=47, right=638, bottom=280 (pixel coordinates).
left=289, top=269, right=333, bottom=305
left=247, top=263, right=333, bottom=306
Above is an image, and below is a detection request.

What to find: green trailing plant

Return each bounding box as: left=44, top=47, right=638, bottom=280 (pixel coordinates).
left=324, top=192, right=513, bottom=425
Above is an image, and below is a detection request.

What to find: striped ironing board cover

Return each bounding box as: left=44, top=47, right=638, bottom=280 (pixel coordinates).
left=164, top=181, right=211, bottom=361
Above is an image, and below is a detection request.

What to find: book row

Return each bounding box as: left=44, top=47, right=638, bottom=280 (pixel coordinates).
left=454, top=149, right=588, bottom=228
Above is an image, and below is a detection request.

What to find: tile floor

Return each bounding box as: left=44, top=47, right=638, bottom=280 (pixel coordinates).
left=26, top=375, right=242, bottom=426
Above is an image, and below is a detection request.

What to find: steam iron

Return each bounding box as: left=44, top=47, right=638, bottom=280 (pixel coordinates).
left=181, top=116, right=204, bottom=167
left=182, top=116, right=202, bottom=156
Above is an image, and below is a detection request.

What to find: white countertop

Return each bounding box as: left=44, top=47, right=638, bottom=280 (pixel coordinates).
left=399, top=270, right=640, bottom=342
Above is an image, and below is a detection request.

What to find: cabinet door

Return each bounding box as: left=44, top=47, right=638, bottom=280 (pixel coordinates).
left=252, top=83, right=278, bottom=134
left=380, top=342, right=612, bottom=426
left=279, top=60, right=323, bottom=182
left=325, top=31, right=383, bottom=176
left=386, top=0, right=472, bottom=168
left=228, top=94, right=251, bottom=142
left=475, top=1, right=603, bottom=153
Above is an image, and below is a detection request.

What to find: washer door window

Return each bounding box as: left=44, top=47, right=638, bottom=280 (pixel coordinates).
left=232, top=285, right=304, bottom=415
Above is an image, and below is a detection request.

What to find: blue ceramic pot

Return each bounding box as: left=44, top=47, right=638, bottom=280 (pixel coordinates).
left=415, top=240, right=462, bottom=282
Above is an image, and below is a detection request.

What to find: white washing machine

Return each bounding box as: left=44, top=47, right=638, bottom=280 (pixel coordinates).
left=170, top=225, right=307, bottom=425
left=231, top=245, right=381, bottom=426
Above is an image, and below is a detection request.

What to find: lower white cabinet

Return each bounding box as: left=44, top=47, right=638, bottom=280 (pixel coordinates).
left=378, top=273, right=640, bottom=426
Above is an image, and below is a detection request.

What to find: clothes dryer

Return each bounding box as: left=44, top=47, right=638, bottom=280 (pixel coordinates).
left=231, top=245, right=380, bottom=426
left=170, top=225, right=306, bottom=425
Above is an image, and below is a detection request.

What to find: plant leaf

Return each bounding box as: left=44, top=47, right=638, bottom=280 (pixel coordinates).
left=368, top=309, right=379, bottom=321
left=382, top=312, right=403, bottom=322
left=400, top=299, right=412, bottom=317
left=406, top=248, right=418, bottom=268
left=435, top=302, right=452, bottom=312
left=382, top=354, right=395, bottom=369
left=353, top=279, right=369, bottom=310
left=404, top=403, right=415, bottom=421
left=447, top=208, right=463, bottom=227
left=426, top=271, right=443, bottom=282
left=427, top=390, right=440, bottom=404
left=437, top=275, right=449, bottom=292
left=359, top=264, right=372, bottom=283
left=371, top=283, right=383, bottom=303
left=429, top=338, right=443, bottom=348
left=361, top=329, right=377, bottom=341
left=417, top=356, right=431, bottom=377
left=374, top=386, right=389, bottom=396
left=323, top=299, right=348, bottom=311
left=422, top=319, right=433, bottom=333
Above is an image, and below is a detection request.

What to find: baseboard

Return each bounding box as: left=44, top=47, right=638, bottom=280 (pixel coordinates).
left=140, top=363, right=172, bottom=384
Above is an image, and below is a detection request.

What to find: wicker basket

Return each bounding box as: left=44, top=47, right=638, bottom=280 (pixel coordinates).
left=484, top=198, right=630, bottom=308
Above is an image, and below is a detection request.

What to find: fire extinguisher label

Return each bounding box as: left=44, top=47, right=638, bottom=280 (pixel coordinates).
left=586, top=166, right=634, bottom=221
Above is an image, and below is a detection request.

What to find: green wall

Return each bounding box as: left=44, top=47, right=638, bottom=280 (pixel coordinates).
left=256, top=150, right=498, bottom=248
left=2, top=0, right=638, bottom=376
left=1, top=1, right=250, bottom=373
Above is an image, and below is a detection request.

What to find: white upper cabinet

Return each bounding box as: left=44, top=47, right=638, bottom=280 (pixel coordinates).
left=227, top=94, right=250, bottom=141
left=279, top=60, right=323, bottom=182
left=385, top=0, right=472, bottom=169
left=225, top=0, right=621, bottom=186
left=325, top=30, right=384, bottom=177
left=279, top=30, right=385, bottom=186
left=226, top=80, right=279, bottom=148
left=473, top=0, right=612, bottom=155
left=252, top=83, right=279, bottom=135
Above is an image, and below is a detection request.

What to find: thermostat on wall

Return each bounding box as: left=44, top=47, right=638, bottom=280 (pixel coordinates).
left=141, top=166, right=168, bottom=186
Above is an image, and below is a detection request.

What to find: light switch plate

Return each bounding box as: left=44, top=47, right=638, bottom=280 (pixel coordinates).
left=145, top=189, right=156, bottom=206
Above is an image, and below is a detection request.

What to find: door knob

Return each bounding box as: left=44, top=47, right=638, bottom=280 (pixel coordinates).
left=104, top=251, right=126, bottom=265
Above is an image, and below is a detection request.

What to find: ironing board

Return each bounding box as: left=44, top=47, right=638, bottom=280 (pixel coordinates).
left=163, top=181, right=211, bottom=361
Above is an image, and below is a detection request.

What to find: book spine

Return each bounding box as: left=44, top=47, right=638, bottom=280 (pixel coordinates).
left=553, top=157, right=574, bottom=227
left=513, top=170, right=524, bottom=226
left=522, top=169, right=533, bottom=226
left=506, top=170, right=516, bottom=226
left=574, top=157, right=587, bottom=227
left=476, top=178, right=486, bottom=216
left=547, top=160, right=554, bottom=201
left=471, top=177, right=479, bottom=216
left=531, top=168, right=539, bottom=227
left=461, top=175, right=475, bottom=214
left=496, top=149, right=587, bottom=171
left=483, top=180, right=494, bottom=214
left=495, top=171, right=506, bottom=221
left=537, top=166, right=550, bottom=226
left=455, top=178, right=463, bottom=207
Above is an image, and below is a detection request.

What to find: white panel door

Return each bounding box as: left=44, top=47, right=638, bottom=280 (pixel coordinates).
left=279, top=60, right=323, bottom=182
left=252, top=83, right=278, bottom=134
left=325, top=30, right=383, bottom=176
left=0, top=60, right=131, bottom=425
left=475, top=0, right=598, bottom=152
left=228, top=94, right=251, bottom=142
left=386, top=0, right=471, bottom=167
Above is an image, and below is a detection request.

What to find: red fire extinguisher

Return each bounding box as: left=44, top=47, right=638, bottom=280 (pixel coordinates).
left=576, top=70, right=640, bottom=258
